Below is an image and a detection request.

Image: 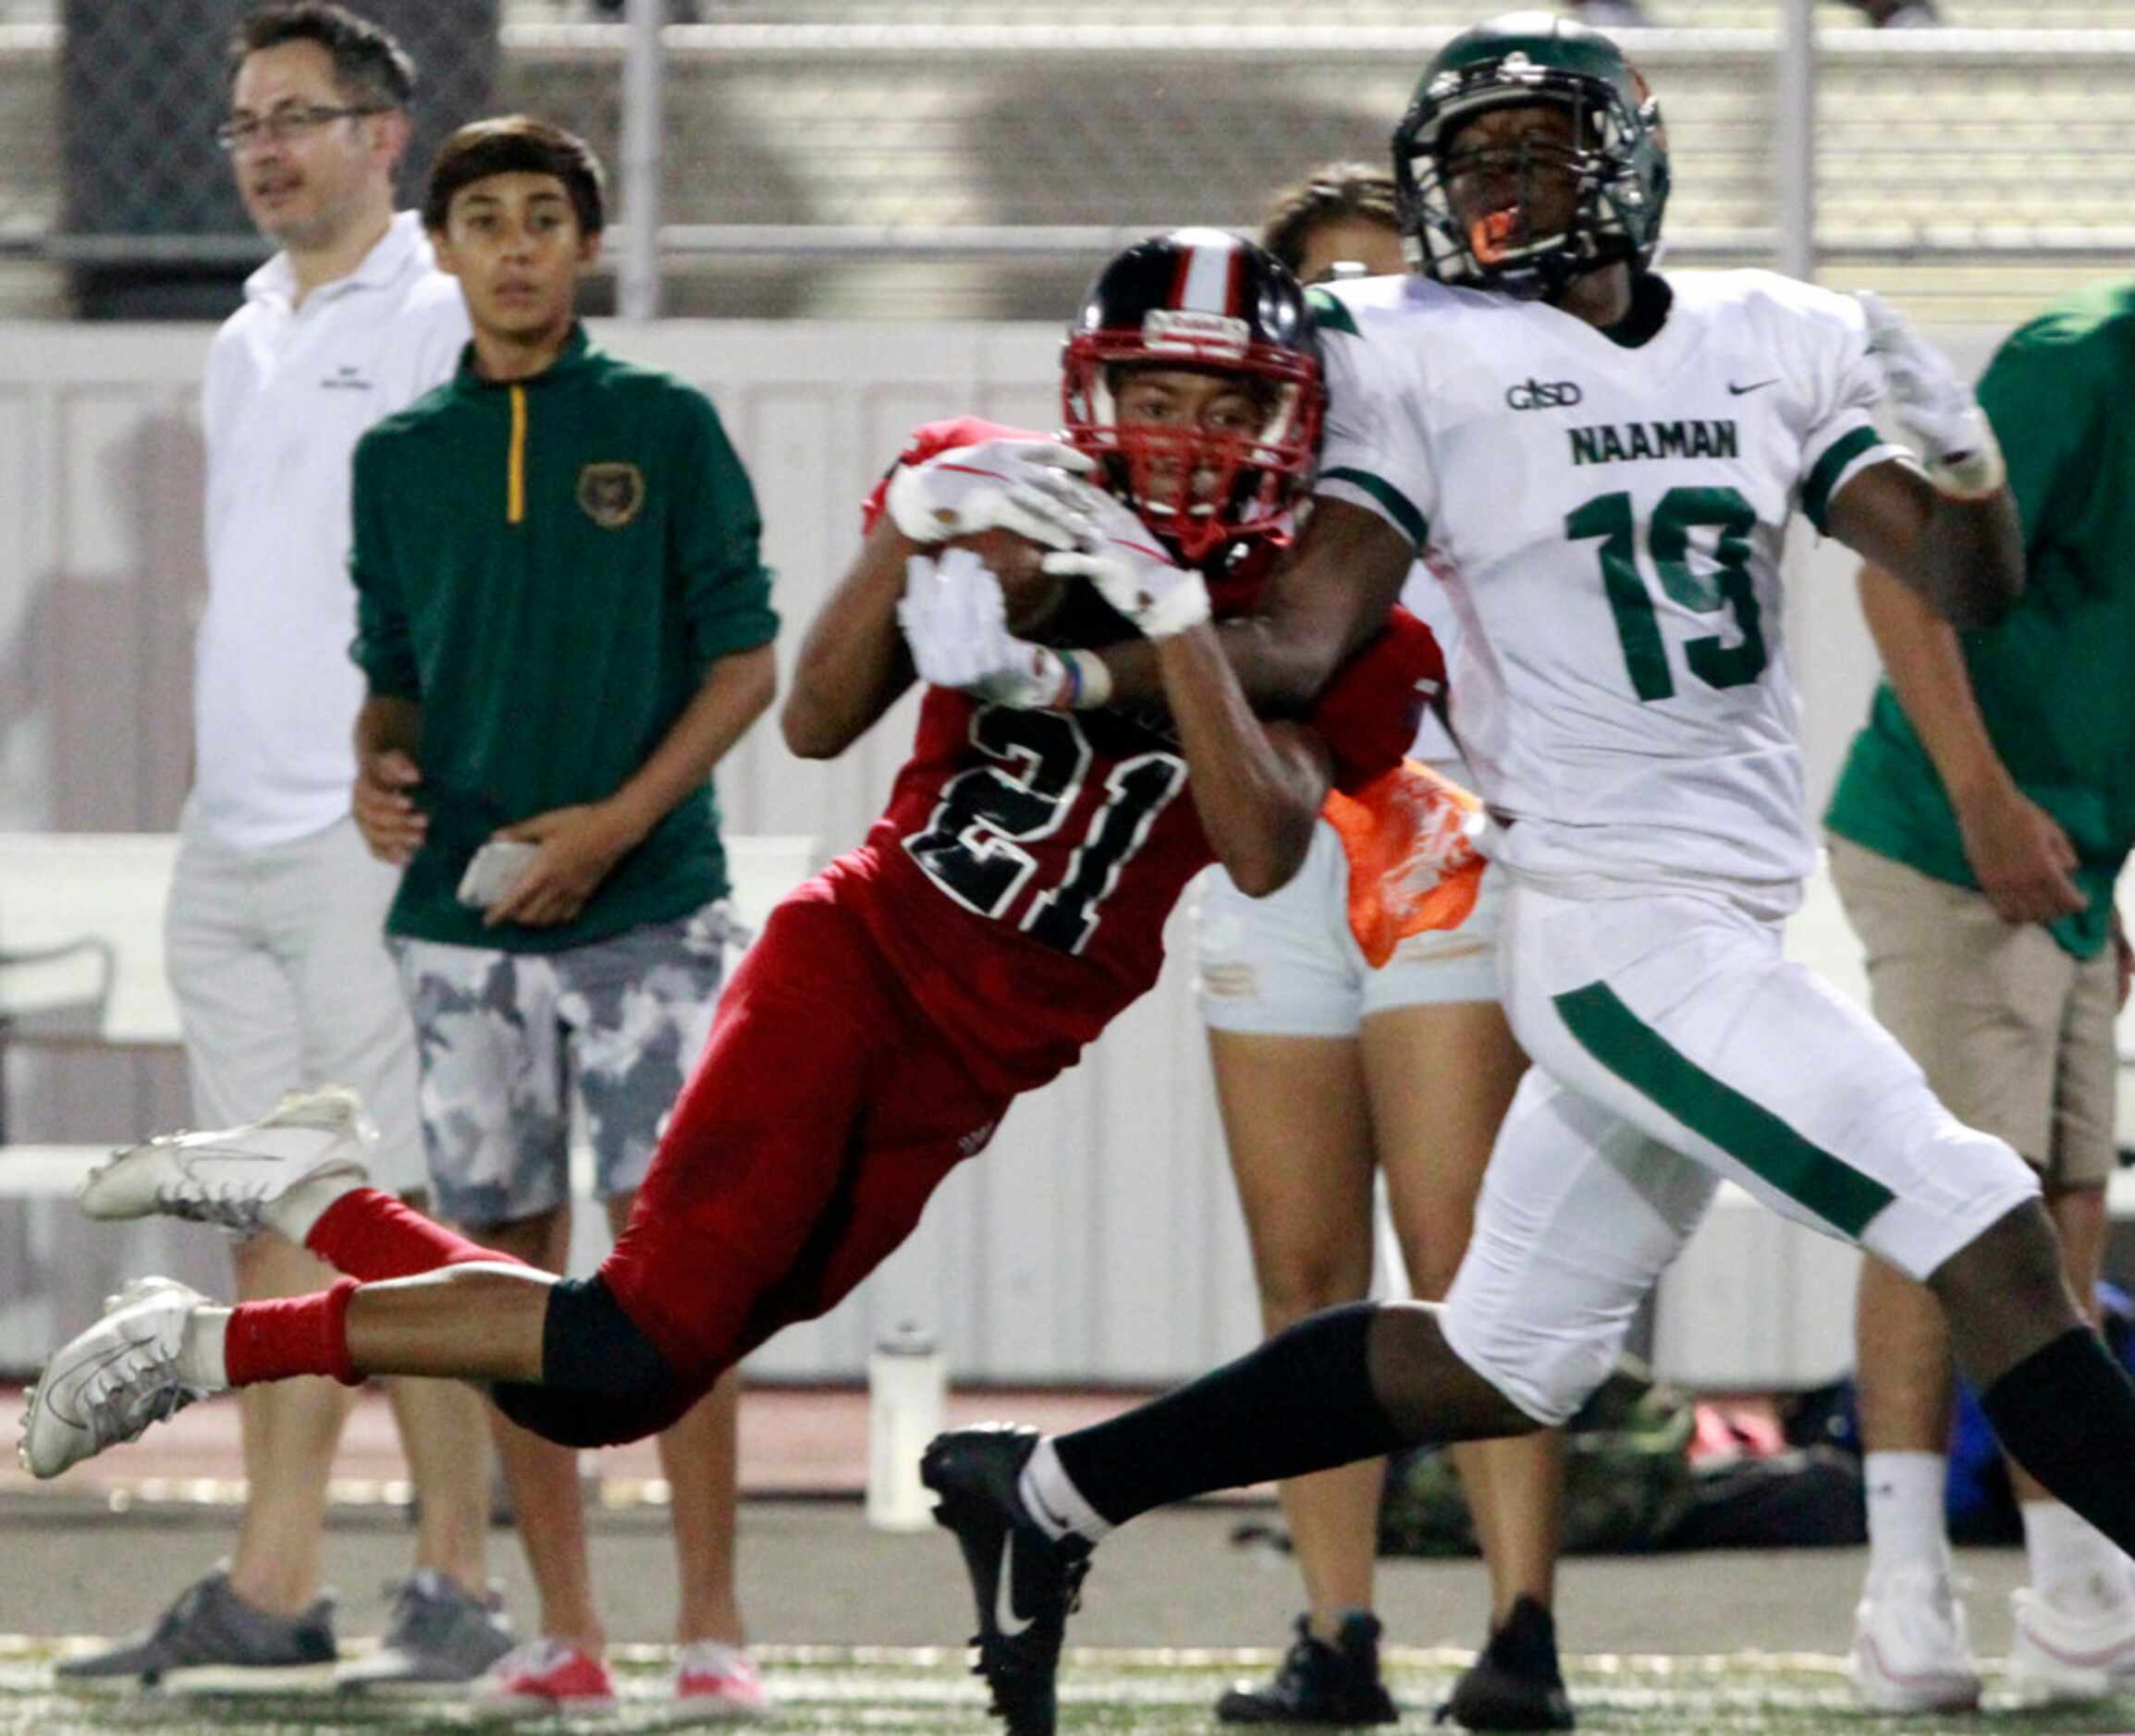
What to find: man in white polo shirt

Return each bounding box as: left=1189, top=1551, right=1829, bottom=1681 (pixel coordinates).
left=57, top=3, right=509, bottom=1695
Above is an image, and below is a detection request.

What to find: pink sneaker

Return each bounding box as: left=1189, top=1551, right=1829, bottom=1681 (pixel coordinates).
left=670, top=1642, right=767, bottom=1720
left=472, top=1638, right=618, bottom=1717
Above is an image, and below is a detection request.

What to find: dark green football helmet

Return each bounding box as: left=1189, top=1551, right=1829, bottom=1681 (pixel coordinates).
left=1392, top=11, right=1670, bottom=300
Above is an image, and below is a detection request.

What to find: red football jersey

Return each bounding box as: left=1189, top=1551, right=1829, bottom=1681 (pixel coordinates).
left=837, top=417, right=1442, bottom=1097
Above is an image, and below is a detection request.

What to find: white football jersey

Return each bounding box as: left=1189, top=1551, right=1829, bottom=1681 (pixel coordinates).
left=1315, top=269, right=1901, bottom=903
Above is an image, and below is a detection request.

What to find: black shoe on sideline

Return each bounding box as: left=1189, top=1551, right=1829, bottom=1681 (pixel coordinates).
left=1437, top=1595, right=1576, bottom=1731
left=1217, top=1610, right=1399, bottom=1725
left=922, top=1424, right=1092, bottom=1736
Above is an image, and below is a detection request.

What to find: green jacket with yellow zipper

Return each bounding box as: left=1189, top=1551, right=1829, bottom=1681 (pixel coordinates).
left=350, top=324, right=778, bottom=952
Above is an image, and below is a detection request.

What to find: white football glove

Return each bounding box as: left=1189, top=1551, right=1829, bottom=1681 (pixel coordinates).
left=1856, top=290, right=2006, bottom=499
left=897, top=547, right=1110, bottom=710
left=1039, top=487, right=1211, bottom=640
left=884, top=438, right=1100, bottom=551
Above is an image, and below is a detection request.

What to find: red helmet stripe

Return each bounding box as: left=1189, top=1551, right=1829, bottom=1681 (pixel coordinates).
left=1169, top=243, right=1194, bottom=311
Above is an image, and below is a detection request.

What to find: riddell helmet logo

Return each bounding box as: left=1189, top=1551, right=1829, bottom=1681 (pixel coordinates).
left=1505, top=377, right=1584, bottom=410
left=1143, top=309, right=1251, bottom=358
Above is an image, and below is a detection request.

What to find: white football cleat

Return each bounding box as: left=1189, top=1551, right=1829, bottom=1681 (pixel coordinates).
left=78, top=1085, right=374, bottom=1234
left=1847, top=1565, right=1982, bottom=1714
left=19, top=1278, right=214, bottom=1479
left=2006, top=1584, right=2135, bottom=1705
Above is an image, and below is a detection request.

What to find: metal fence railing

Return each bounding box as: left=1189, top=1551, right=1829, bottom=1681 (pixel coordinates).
left=0, top=7, right=2129, bottom=322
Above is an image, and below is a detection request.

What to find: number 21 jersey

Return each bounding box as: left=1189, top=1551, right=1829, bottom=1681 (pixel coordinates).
left=1314, top=269, right=1901, bottom=900
left=842, top=417, right=1442, bottom=1098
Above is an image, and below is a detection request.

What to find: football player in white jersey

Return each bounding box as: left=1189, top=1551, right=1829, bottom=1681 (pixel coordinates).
left=1195, top=163, right=1568, bottom=1734
left=907, top=18, right=2135, bottom=1736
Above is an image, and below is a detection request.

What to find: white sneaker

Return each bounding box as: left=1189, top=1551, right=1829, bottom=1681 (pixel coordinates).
left=19, top=1278, right=213, bottom=1479
left=2007, top=1585, right=2135, bottom=1705
left=1847, top=1564, right=1982, bottom=1714
left=79, top=1085, right=374, bottom=1234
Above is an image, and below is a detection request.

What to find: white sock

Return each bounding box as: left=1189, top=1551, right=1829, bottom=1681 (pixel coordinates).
left=2022, top=1499, right=2132, bottom=1619
left=1019, top=1438, right=1113, bottom=1544
left=261, top=1175, right=362, bottom=1247
left=1864, top=1450, right=1953, bottom=1587
left=177, top=1307, right=232, bottom=1390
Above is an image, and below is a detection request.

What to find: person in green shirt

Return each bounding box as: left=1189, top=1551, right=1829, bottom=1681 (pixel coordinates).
left=347, top=116, right=777, bottom=1720
left=1824, top=279, right=2135, bottom=1711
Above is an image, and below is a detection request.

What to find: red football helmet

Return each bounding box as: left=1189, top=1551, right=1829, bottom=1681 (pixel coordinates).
left=1061, top=227, right=1324, bottom=565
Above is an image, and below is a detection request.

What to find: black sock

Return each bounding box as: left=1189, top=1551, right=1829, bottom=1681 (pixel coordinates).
left=1052, top=1302, right=1410, bottom=1526
left=1981, top=1326, right=2135, bottom=1555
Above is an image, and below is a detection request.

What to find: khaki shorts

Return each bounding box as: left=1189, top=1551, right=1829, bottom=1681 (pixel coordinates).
left=1827, top=834, right=2118, bottom=1188
left=167, top=809, right=426, bottom=1196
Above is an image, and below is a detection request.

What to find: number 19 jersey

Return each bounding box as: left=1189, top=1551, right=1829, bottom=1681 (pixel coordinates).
left=1314, top=269, right=1901, bottom=901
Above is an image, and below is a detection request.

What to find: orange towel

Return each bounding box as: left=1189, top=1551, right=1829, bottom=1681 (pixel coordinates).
left=1322, top=759, right=1486, bottom=968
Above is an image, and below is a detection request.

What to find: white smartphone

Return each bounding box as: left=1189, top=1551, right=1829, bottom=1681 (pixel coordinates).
left=456, top=838, right=539, bottom=911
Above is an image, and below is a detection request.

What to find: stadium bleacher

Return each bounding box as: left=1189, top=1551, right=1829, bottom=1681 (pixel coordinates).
left=695, top=1, right=2121, bottom=21
left=0, top=2, right=2129, bottom=322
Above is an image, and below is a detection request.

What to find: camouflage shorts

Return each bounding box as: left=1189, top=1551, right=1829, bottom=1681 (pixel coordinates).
left=390, top=902, right=732, bottom=1228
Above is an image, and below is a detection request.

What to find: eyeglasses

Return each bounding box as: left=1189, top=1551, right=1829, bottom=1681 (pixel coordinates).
left=215, top=104, right=387, bottom=153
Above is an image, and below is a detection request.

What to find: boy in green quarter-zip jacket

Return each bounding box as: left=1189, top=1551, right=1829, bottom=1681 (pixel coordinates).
left=345, top=116, right=779, bottom=1719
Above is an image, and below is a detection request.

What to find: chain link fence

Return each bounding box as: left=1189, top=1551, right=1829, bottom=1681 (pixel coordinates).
left=0, top=3, right=2129, bottom=322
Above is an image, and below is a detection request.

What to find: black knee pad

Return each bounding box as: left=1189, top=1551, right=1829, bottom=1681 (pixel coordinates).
left=490, top=1275, right=701, bottom=1448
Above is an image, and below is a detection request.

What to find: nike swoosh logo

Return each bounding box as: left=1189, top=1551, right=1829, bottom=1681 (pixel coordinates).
left=43, top=1339, right=141, bottom=1431
left=1029, top=1485, right=1074, bottom=1534
left=1727, top=378, right=1779, bottom=396
left=994, top=1532, right=1034, bottom=1638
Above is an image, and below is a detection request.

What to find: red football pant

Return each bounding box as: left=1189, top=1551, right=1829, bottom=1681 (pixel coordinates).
left=597, top=874, right=1010, bottom=1388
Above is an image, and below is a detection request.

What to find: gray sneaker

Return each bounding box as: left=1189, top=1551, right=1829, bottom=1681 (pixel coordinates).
left=55, top=1567, right=337, bottom=1694
left=334, top=1571, right=514, bottom=1695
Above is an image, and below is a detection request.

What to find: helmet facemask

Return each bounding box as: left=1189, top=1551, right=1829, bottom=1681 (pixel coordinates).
left=1061, top=329, right=1321, bottom=565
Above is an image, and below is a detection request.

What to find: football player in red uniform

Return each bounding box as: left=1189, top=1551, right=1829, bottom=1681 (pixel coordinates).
left=23, top=232, right=1451, bottom=1508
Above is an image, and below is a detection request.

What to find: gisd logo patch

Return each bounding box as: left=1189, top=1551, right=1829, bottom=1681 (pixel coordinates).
left=577, top=461, right=645, bottom=529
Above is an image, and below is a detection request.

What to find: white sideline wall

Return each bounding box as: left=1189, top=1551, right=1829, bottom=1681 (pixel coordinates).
left=0, top=315, right=2114, bottom=1390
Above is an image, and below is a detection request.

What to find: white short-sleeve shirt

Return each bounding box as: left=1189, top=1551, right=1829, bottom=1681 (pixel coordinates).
left=192, top=210, right=469, bottom=850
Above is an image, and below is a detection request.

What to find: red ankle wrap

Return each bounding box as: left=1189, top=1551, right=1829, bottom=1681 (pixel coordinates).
left=306, top=1188, right=523, bottom=1280
left=225, top=1277, right=362, bottom=1388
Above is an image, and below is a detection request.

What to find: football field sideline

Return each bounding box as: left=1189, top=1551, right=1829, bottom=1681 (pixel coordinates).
left=3, top=1642, right=2130, bottom=1734
left=0, top=1499, right=2112, bottom=1734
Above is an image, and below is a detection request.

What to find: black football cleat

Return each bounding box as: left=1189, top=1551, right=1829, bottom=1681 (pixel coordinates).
left=922, top=1424, right=1092, bottom=1736
left=1217, top=1610, right=1399, bottom=1725
left=1436, top=1595, right=1576, bottom=1731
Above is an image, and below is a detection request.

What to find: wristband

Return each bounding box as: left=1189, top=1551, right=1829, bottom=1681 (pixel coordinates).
left=1058, top=648, right=1115, bottom=710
